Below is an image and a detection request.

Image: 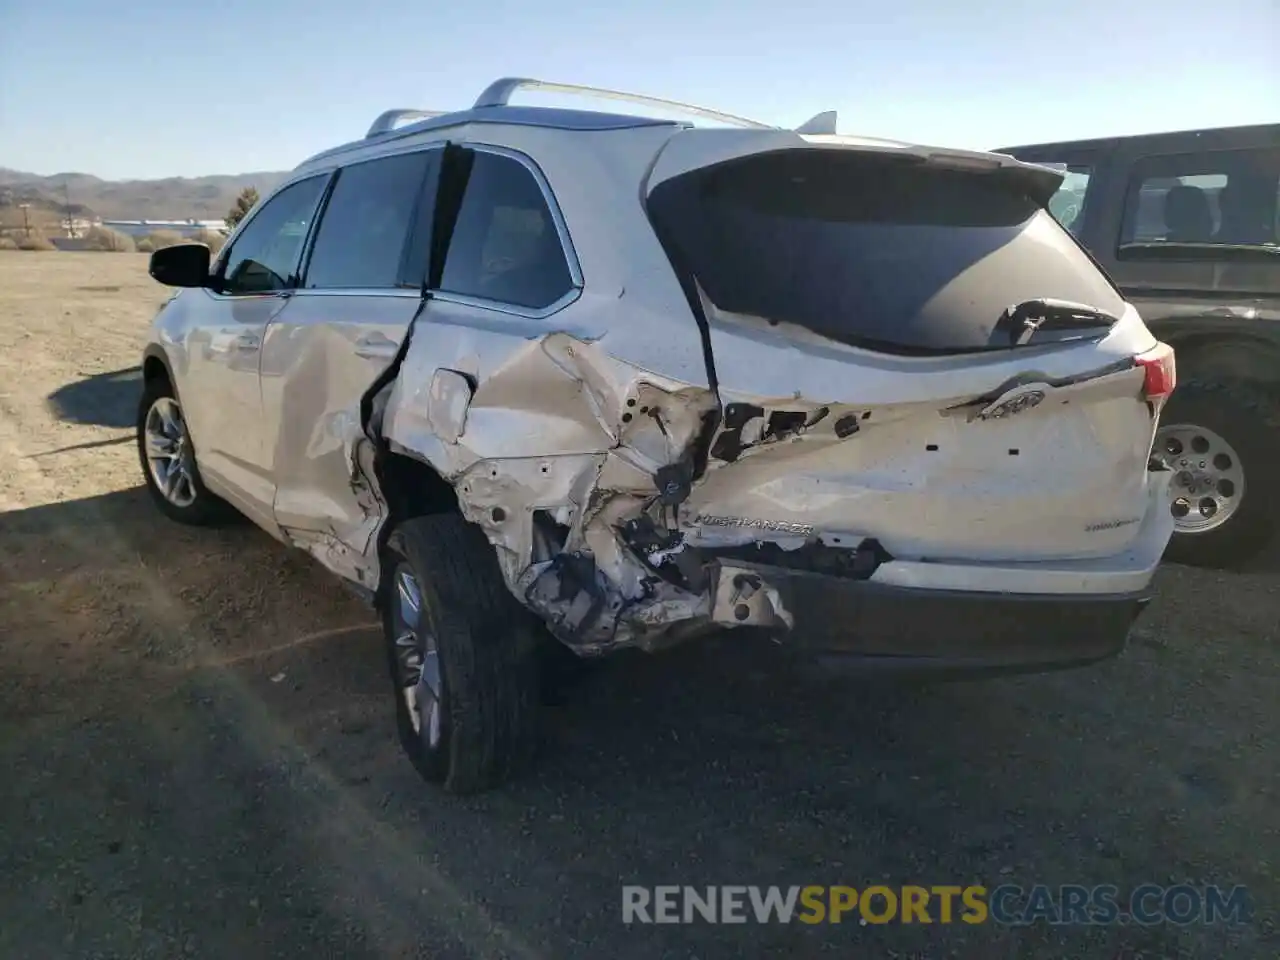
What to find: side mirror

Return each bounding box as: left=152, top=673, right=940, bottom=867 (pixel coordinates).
left=149, top=243, right=211, bottom=288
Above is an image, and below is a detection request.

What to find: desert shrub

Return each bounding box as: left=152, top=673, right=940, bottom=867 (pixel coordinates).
left=188, top=228, right=226, bottom=253
left=226, top=187, right=259, bottom=229
left=0, top=236, right=18, bottom=250
left=136, top=237, right=155, bottom=253
left=146, top=229, right=186, bottom=249
left=17, top=233, right=56, bottom=251
left=84, top=226, right=136, bottom=252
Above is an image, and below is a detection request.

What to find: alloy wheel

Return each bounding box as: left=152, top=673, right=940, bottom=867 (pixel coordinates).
left=143, top=397, right=198, bottom=509
left=390, top=566, right=443, bottom=749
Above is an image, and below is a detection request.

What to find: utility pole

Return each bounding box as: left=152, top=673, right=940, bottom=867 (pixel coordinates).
left=62, top=180, right=76, bottom=237
left=19, top=203, right=31, bottom=238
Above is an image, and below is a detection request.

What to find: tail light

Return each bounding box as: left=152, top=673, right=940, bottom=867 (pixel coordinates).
left=1136, top=342, right=1176, bottom=405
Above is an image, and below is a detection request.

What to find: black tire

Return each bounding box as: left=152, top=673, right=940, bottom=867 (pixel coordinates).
left=382, top=513, right=541, bottom=794
left=136, top=375, right=235, bottom=526
left=1158, top=379, right=1280, bottom=569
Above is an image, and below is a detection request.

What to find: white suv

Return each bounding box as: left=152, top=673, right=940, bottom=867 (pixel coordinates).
left=138, top=78, right=1177, bottom=792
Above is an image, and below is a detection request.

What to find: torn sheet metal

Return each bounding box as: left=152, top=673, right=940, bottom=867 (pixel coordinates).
left=369, top=320, right=900, bottom=653
left=376, top=320, right=809, bottom=655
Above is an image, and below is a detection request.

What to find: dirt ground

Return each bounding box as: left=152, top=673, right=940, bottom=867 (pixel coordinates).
left=0, top=251, right=1277, bottom=959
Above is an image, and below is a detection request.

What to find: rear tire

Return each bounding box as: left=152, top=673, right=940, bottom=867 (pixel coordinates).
left=1156, top=379, right=1279, bottom=569
left=136, top=376, right=235, bottom=526
left=382, top=513, right=541, bottom=794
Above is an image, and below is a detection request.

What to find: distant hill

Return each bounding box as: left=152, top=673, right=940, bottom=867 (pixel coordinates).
left=0, top=167, right=290, bottom=223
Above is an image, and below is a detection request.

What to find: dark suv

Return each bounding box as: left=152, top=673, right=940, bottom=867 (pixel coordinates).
left=998, top=124, right=1280, bottom=568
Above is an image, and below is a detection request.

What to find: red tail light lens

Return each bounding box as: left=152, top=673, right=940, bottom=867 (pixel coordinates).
left=1136, top=342, right=1176, bottom=403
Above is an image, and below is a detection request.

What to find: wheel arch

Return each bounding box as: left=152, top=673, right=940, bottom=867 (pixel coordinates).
left=1159, top=329, right=1280, bottom=394
left=375, top=450, right=460, bottom=524
left=141, top=345, right=173, bottom=386
left=370, top=449, right=462, bottom=606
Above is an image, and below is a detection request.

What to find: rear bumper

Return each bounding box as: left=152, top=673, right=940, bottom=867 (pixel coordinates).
left=712, top=563, right=1151, bottom=677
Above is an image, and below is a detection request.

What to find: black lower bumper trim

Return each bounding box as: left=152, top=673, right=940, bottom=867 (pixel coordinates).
left=755, top=566, right=1150, bottom=676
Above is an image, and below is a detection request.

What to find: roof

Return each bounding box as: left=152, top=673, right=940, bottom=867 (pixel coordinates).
left=994, top=122, right=1280, bottom=157
left=299, top=105, right=687, bottom=169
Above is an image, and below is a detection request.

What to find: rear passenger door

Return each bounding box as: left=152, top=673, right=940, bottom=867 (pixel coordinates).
left=260, top=147, right=441, bottom=585
left=391, top=145, right=593, bottom=463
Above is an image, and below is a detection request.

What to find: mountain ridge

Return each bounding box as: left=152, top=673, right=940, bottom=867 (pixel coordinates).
left=0, top=167, right=291, bottom=222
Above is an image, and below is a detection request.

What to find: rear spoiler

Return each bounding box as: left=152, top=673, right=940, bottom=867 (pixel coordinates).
left=647, top=131, right=1067, bottom=206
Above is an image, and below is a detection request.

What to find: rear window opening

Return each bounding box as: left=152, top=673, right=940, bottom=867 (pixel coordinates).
left=648, top=150, right=1126, bottom=355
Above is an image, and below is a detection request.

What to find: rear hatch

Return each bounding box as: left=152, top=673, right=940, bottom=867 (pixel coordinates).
left=645, top=135, right=1171, bottom=562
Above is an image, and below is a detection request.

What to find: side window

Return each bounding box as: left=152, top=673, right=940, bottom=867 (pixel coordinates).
left=1119, top=148, right=1280, bottom=257
left=437, top=151, right=574, bottom=309
left=304, top=150, right=433, bottom=289
left=220, top=176, right=327, bottom=294
left=1044, top=165, right=1093, bottom=236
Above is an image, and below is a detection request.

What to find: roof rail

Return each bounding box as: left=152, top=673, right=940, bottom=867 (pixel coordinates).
left=366, top=109, right=448, bottom=139
left=472, top=77, right=774, bottom=130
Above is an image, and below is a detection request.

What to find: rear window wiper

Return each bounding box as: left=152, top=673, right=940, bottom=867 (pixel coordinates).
left=994, top=298, right=1119, bottom=347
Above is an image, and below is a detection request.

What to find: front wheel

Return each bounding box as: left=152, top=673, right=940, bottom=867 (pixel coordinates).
left=383, top=513, right=540, bottom=794
left=136, top=377, right=234, bottom=526
left=1155, top=380, right=1279, bottom=568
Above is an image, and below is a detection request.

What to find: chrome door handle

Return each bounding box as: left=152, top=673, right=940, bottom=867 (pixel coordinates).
left=354, top=332, right=400, bottom=360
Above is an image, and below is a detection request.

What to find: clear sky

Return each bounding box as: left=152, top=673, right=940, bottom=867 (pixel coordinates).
left=1, top=0, right=1275, bottom=180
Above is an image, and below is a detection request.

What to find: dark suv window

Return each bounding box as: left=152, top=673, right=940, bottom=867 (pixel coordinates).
left=649, top=150, right=1125, bottom=355
left=1044, top=165, right=1093, bottom=236
left=438, top=151, right=573, bottom=309
left=219, top=176, right=327, bottom=295
left=1120, top=148, right=1280, bottom=256
left=304, top=151, right=433, bottom=289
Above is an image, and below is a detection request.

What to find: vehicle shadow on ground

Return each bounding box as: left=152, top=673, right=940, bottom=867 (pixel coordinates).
left=0, top=488, right=1269, bottom=959
left=45, top=365, right=141, bottom=430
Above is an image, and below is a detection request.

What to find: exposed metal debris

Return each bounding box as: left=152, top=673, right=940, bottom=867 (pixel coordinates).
left=354, top=320, right=890, bottom=655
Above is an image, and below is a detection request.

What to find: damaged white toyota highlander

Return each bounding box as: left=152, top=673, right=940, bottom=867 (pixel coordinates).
left=137, top=78, right=1178, bottom=793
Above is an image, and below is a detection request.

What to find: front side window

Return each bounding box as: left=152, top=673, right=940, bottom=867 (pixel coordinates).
left=1120, top=148, right=1280, bottom=258
left=304, top=150, right=434, bottom=289
left=437, top=151, right=574, bottom=310
left=219, top=176, right=327, bottom=295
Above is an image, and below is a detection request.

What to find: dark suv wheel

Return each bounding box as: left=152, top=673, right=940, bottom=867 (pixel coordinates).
left=1155, top=379, right=1279, bottom=568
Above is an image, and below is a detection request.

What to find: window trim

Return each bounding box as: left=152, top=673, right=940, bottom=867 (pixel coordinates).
left=208, top=172, right=334, bottom=299
left=429, top=143, right=584, bottom=319
left=295, top=146, right=444, bottom=293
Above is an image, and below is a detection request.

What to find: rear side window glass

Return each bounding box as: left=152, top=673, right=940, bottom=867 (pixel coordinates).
left=438, top=151, right=574, bottom=309
left=220, top=176, right=327, bottom=294
left=1120, top=148, right=1280, bottom=255
left=649, top=151, right=1125, bottom=354
left=304, top=151, right=433, bottom=289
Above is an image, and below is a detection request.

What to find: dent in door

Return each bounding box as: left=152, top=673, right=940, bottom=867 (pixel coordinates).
left=262, top=293, right=416, bottom=588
